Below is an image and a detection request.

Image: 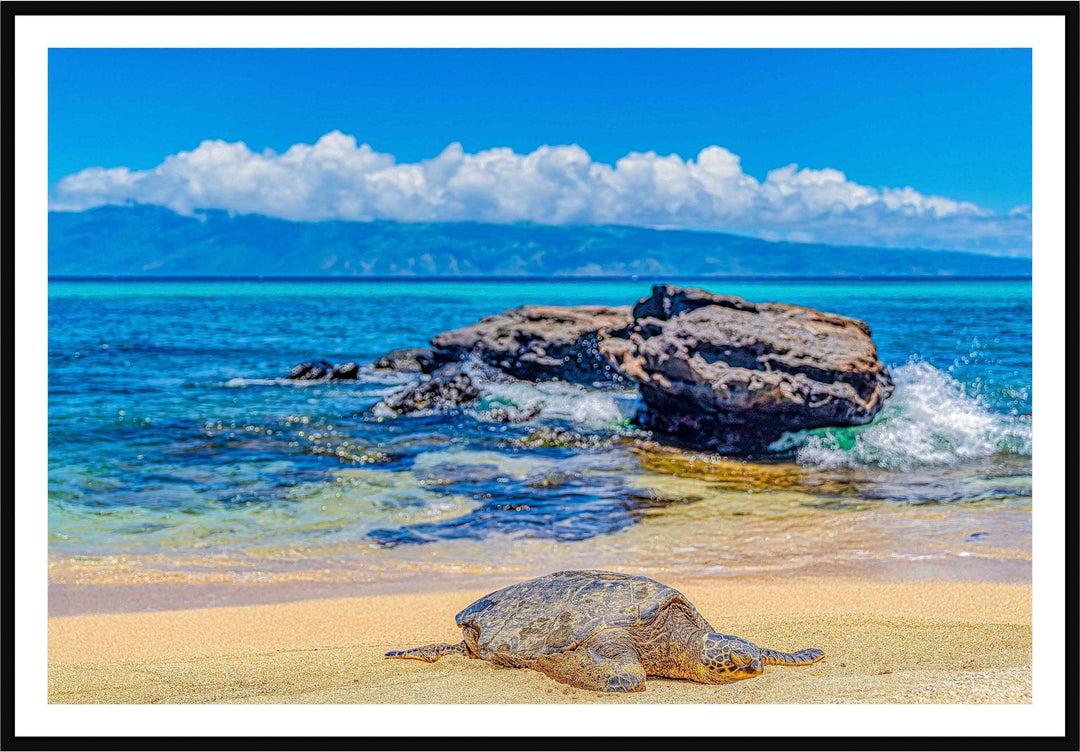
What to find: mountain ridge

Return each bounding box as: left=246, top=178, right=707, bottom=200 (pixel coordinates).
left=48, top=205, right=1032, bottom=278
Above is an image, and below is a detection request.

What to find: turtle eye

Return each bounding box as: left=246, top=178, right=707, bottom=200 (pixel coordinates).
left=730, top=651, right=752, bottom=667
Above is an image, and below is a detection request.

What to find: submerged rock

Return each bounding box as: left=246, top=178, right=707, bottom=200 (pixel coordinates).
left=512, top=426, right=615, bottom=450
left=379, top=363, right=481, bottom=414
left=373, top=348, right=435, bottom=373
left=430, top=305, right=632, bottom=384
left=600, top=285, right=894, bottom=452
left=480, top=404, right=543, bottom=424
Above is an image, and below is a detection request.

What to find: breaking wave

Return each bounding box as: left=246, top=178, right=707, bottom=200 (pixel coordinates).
left=780, top=361, right=1031, bottom=470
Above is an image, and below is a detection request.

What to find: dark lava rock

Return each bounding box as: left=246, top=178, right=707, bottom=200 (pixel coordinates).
left=380, top=363, right=481, bottom=414
left=331, top=362, right=360, bottom=380
left=600, top=285, right=894, bottom=452
left=287, top=359, right=359, bottom=381
left=373, top=348, right=435, bottom=373
left=430, top=305, right=632, bottom=384
left=287, top=360, right=334, bottom=381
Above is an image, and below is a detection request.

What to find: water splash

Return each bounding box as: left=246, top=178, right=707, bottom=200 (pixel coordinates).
left=471, top=379, right=638, bottom=429
left=779, top=361, right=1032, bottom=470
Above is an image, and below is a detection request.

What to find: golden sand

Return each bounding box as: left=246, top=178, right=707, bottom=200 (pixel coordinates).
left=48, top=576, right=1030, bottom=704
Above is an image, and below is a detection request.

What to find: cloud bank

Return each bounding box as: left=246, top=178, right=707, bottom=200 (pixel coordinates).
left=49, top=131, right=1031, bottom=256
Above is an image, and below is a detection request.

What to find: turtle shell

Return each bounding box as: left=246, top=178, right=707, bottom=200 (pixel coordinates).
left=455, top=570, right=708, bottom=661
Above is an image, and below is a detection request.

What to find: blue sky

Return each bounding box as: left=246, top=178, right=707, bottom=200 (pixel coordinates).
left=48, top=48, right=1032, bottom=254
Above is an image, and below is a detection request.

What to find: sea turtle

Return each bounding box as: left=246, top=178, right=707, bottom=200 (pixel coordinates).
left=385, top=570, right=823, bottom=692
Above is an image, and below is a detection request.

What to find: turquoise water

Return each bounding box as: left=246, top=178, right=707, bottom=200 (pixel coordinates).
left=48, top=279, right=1032, bottom=564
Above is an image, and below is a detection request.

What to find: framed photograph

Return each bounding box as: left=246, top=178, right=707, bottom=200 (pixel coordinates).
left=10, top=4, right=1074, bottom=748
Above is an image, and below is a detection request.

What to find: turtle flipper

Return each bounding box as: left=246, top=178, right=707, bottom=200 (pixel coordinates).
left=533, top=647, right=646, bottom=693
left=760, top=647, right=824, bottom=666
left=385, top=640, right=469, bottom=663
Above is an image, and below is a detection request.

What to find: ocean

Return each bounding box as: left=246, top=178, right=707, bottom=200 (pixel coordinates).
left=47, top=279, right=1033, bottom=585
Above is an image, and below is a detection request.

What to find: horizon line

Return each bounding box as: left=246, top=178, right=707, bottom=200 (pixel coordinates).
left=48, top=274, right=1034, bottom=283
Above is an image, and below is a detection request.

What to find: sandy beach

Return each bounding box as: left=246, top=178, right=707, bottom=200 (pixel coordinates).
left=48, top=576, right=1031, bottom=704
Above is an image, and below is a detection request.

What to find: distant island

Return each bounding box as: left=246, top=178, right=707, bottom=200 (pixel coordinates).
left=48, top=204, right=1031, bottom=279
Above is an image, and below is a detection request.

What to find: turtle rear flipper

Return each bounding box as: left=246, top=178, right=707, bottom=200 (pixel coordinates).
left=385, top=641, right=469, bottom=663
left=760, top=647, right=824, bottom=666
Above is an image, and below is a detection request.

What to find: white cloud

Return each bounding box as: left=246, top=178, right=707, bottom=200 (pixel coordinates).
left=49, top=131, right=1031, bottom=256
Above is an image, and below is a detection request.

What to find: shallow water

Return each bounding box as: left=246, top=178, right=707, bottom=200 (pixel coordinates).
left=48, top=279, right=1032, bottom=583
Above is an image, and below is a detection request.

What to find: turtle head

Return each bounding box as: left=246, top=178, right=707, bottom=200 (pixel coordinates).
left=697, top=632, right=764, bottom=682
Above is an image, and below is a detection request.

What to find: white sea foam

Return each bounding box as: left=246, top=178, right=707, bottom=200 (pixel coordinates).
left=226, top=365, right=414, bottom=392
left=781, top=361, right=1031, bottom=470
left=225, top=377, right=294, bottom=387
left=472, top=378, right=640, bottom=430
left=352, top=365, right=419, bottom=387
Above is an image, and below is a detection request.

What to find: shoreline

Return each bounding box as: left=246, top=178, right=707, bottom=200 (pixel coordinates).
left=47, top=489, right=1032, bottom=618
left=48, top=574, right=1031, bottom=704
left=48, top=555, right=1032, bottom=618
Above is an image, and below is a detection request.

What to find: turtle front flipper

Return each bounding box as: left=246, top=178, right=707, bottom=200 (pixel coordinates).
left=385, top=640, right=469, bottom=663
left=532, top=647, right=646, bottom=693
left=760, top=647, right=824, bottom=666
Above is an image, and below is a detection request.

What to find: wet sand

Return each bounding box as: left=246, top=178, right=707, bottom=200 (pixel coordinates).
left=48, top=576, right=1031, bottom=704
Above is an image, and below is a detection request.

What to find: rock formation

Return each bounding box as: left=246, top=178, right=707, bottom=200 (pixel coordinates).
left=599, top=285, right=894, bottom=451
left=379, top=363, right=481, bottom=414
left=286, top=360, right=335, bottom=381
left=330, top=362, right=359, bottom=380
left=373, top=348, right=435, bottom=373
left=430, top=305, right=632, bottom=385
left=286, top=360, right=358, bottom=381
